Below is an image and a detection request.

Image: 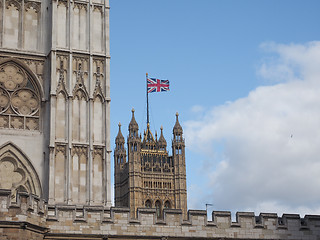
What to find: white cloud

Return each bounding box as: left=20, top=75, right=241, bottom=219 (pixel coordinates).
left=184, top=42, right=320, bottom=216
left=190, top=105, right=205, bottom=114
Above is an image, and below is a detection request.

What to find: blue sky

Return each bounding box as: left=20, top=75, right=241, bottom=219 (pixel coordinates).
left=109, top=1, right=320, bottom=217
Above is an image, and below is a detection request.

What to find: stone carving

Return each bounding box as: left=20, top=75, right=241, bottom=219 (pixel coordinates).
left=72, top=145, right=88, bottom=156
left=57, top=0, right=68, bottom=7
left=0, top=160, right=24, bottom=189
left=5, top=0, right=20, bottom=10
left=25, top=1, right=40, bottom=13
left=93, top=147, right=103, bottom=158
left=56, top=60, right=68, bottom=96
left=0, top=116, right=9, bottom=128
left=26, top=117, right=39, bottom=130
left=55, top=144, right=67, bottom=156
left=0, top=142, right=42, bottom=198
left=93, top=4, right=102, bottom=13
left=0, top=64, right=27, bottom=91
left=0, top=61, right=40, bottom=130
left=0, top=87, right=10, bottom=113
left=11, top=89, right=39, bottom=115
left=74, top=2, right=87, bottom=10
left=10, top=116, right=23, bottom=129
left=73, top=63, right=88, bottom=100
left=93, top=66, right=105, bottom=101
left=21, top=58, right=44, bottom=84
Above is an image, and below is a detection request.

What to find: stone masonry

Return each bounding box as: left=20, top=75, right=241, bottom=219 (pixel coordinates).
left=1, top=191, right=320, bottom=239
left=1, top=0, right=320, bottom=239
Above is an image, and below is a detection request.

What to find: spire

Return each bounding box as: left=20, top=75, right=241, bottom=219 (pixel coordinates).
left=173, top=112, right=183, bottom=135
left=143, top=123, right=155, bottom=143
left=128, top=108, right=139, bottom=131
left=115, top=122, right=125, bottom=143
left=158, top=126, right=167, bottom=145
left=142, top=123, right=156, bottom=150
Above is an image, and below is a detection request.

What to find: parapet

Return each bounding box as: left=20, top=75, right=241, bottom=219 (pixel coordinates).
left=1, top=191, right=320, bottom=239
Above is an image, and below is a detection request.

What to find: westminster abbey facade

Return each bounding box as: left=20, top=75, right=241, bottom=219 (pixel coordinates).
left=0, top=0, right=111, bottom=215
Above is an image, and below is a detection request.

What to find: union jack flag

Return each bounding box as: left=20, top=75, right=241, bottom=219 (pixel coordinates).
left=147, top=78, right=170, bottom=93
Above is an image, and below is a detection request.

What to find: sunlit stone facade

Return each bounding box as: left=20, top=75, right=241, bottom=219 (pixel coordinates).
left=0, top=0, right=111, bottom=207
left=0, top=0, right=320, bottom=239
left=114, top=110, right=187, bottom=219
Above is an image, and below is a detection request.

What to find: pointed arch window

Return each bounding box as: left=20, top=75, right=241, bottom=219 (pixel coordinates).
left=0, top=61, right=41, bottom=130
left=164, top=200, right=171, bottom=209
left=145, top=199, right=151, bottom=208
left=0, top=142, right=43, bottom=198
left=155, top=200, right=162, bottom=218
left=176, top=147, right=182, bottom=155
left=175, top=134, right=181, bottom=142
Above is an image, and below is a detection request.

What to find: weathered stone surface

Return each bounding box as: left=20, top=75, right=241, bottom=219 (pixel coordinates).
left=0, top=192, right=319, bottom=239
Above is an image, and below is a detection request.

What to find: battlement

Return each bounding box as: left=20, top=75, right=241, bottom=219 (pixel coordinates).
left=0, top=190, right=319, bottom=239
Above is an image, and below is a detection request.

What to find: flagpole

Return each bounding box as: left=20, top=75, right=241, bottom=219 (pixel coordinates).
left=146, top=73, right=149, bottom=125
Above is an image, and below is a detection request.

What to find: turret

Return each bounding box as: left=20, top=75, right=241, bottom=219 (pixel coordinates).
left=114, top=109, right=188, bottom=219
left=115, top=122, right=126, bottom=165
left=114, top=123, right=127, bottom=207
left=172, top=112, right=187, bottom=218
left=158, top=126, right=167, bottom=151
left=173, top=112, right=184, bottom=145
left=128, top=108, right=139, bottom=138
left=128, top=108, right=141, bottom=153
left=127, top=108, right=142, bottom=217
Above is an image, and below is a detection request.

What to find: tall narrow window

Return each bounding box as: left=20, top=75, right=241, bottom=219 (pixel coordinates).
left=145, top=199, right=151, bottom=208
left=155, top=200, right=161, bottom=218
left=164, top=200, right=171, bottom=209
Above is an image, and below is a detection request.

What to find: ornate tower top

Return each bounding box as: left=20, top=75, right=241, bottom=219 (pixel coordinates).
left=173, top=112, right=183, bottom=135
left=115, top=122, right=125, bottom=144
left=158, top=126, right=167, bottom=150
left=129, top=108, right=139, bottom=131
left=142, top=123, right=157, bottom=150
left=114, top=109, right=187, bottom=219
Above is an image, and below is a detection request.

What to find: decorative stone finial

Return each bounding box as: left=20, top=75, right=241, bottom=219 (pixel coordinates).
left=158, top=125, right=166, bottom=145
left=116, top=122, right=124, bottom=141
left=129, top=108, right=138, bottom=130
left=173, top=112, right=182, bottom=133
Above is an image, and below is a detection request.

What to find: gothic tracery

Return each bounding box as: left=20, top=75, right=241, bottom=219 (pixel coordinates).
left=0, top=61, right=40, bottom=130
left=0, top=142, right=42, bottom=198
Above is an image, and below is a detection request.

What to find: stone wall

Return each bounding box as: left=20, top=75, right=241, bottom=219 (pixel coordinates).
left=0, top=190, right=319, bottom=239
left=0, top=0, right=112, bottom=206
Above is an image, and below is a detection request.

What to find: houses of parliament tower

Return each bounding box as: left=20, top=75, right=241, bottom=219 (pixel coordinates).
left=114, top=109, right=188, bottom=218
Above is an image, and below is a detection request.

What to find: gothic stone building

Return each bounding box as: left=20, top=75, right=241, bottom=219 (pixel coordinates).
left=1, top=0, right=320, bottom=239
left=0, top=0, right=111, bottom=206
left=114, top=109, right=187, bottom=219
